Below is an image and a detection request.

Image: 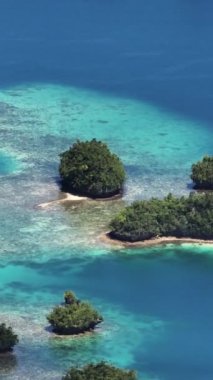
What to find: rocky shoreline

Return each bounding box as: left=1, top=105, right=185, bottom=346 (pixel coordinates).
left=100, top=232, right=213, bottom=248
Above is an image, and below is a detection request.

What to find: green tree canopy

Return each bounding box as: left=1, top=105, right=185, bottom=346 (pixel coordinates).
left=0, top=323, right=18, bottom=353
left=64, top=290, right=78, bottom=305
left=59, top=139, right=125, bottom=198
left=109, top=192, right=213, bottom=242
left=191, top=156, right=213, bottom=189
left=62, top=362, right=137, bottom=380
left=47, top=291, right=103, bottom=335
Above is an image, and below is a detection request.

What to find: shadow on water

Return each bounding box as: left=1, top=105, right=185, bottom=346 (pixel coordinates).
left=0, top=354, right=18, bottom=375
left=0, top=0, right=213, bottom=127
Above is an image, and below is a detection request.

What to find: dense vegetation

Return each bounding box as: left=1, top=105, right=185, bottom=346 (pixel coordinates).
left=59, top=139, right=125, bottom=198
left=191, top=156, right=213, bottom=189
left=47, top=291, right=103, bottom=335
left=0, top=323, right=18, bottom=353
left=109, top=192, right=213, bottom=242
left=62, top=362, right=137, bottom=380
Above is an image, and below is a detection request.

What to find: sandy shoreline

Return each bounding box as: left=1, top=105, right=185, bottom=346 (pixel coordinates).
left=37, top=192, right=88, bottom=208
left=100, top=232, right=213, bottom=248
left=37, top=192, right=122, bottom=209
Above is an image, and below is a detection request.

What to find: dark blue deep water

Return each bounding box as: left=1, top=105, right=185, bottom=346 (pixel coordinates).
left=0, top=1, right=213, bottom=380
left=1, top=0, right=213, bottom=124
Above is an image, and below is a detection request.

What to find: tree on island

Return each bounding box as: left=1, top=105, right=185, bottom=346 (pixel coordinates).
left=62, top=362, right=137, bottom=380
left=59, top=139, right=126, bottom=198
left=0, top=323, right=18, bottom=353
left=191, top=156, right=213, bottom=190
left=64, top=290, right=79, bottom=305
left=109, top=192, right=213, bottom=242
left=47, top=291, right=103, bottom=335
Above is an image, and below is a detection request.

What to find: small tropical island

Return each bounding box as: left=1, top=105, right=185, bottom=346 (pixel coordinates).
left=191, top=155, right=213, bottom=190
left=62, top=362, right=137, bottom=380
left=47, top=291, right=103, bottom=335
left=106, top=192, right=213, bottom=245
left=0, top=323, right=18, bottom=353
left=59, top=139, right=126, bottom=198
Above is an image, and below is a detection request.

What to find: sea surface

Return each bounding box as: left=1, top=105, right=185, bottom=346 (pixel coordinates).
left=0, top=1, right=213, bottom=379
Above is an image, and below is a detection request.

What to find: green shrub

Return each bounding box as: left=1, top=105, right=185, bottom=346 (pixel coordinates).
left=0, top=323, right=18, bottom=353
left=62, top=362, right=137, bottom=380
left=191, top=156, right=213, bottom=189
left=47, top=292, right=103, bottom=335
left=59, top=139, right=125, bottom=198
left=109, top=192, right=213, bottom=242
left=64, top=290, right=78, bottom=305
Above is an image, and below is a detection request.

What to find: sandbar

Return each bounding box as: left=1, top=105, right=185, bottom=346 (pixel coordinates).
left=37, top=192, right=88, bottom=209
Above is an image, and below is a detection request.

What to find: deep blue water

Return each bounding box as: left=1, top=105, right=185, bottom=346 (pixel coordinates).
left=0, top=0, right=213, bottom=125
left=0, top=1, right=213, bottom=380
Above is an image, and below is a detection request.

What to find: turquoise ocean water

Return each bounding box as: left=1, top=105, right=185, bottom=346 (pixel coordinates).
left=0, top=1, right=213, bottom=379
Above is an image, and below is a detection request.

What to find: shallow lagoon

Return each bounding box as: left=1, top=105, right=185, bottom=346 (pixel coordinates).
left=0, top=0, right=213, bottom=379
left=0, top=151, right=20, bottom=176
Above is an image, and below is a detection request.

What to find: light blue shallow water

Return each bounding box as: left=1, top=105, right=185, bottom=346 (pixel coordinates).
left=0, top=0, right=213, bottom=379
left=1, top=245, right=213, bottom=380
left=0, top=151, right=20, bottom=176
